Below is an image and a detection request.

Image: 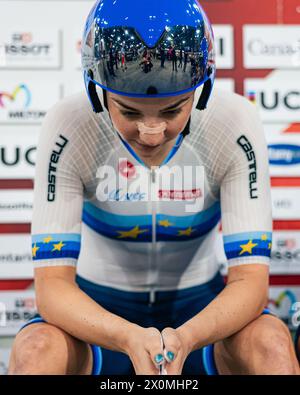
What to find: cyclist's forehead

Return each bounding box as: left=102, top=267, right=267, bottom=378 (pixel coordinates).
left=108, top=92, right=194, bottom=111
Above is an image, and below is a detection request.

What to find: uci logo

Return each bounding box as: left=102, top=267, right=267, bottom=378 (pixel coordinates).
left=247, top=90, right=300, bottom=111
left=0, top=146, right=36, bottom=166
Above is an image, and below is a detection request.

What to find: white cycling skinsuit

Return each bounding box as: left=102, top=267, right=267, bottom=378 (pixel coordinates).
left=31, top=87, right=273, bottom=303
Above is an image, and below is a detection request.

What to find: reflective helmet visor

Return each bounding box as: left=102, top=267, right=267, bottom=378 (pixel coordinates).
left=82, top=22, right=215, bottom=98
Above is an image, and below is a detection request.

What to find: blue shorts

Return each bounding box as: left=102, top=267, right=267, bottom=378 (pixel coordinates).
left=17, top=271, right=271, bottom=375
left=294, top=325, right=300, bottom=362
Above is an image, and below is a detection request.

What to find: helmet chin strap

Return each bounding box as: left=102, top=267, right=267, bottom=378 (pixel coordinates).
left=102, top=88, right=108, bottom=111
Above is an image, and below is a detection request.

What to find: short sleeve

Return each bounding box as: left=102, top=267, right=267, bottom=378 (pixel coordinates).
left=31, top=101, right=84, bottom=268
left=220, top=97, right=273, bottom=267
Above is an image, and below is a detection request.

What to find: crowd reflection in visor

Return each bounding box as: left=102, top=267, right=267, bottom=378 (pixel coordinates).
left=82, top=23, right=215, bottom=96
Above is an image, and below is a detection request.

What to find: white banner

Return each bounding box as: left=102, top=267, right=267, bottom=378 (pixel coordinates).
left=264, top=124, right=300, bottom=177
left=272, top=188, right=300, bottom=220
left=217, top=230, right=300, bottom=275
left=244, top=25, right=300, bottom=69
left=270, top=231, right=300, bottom=275
left=0, top=126, right=39, bottom=179
left=0, top=81, right=61, bottom=124
left=0, top=28, right=61, bottom=69
left=0, top=347, right=11, bottom=375
left=67, top=29, right=83, bottom=71
left=0, top=234, right=33, bottom=279
left=245, top=72, right=300, bottom=123
left=0, top=190, right=33, bottom=223
left=0, top=290, right=36, bottom=336
left=214, top=78, right=235, bottom=92
left=268, top=286, right=300, bottom=330
left=64, top=73, right=85, bottom=97
left=213, top=25, right=234, bottom=69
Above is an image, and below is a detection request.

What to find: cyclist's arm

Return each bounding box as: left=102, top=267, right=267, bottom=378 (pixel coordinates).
left=32, top=99, right=139, bottom=354
left=176, top=96, right=272, bottom=351
left=35, top=266, right=138, bottom=353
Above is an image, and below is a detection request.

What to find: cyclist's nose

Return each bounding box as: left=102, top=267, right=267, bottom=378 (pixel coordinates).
left=137, top=121, right=167, bottom=146
left=137, top=121, right=167, bottom=135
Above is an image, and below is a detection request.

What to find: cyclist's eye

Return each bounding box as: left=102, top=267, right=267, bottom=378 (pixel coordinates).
left=162, top=109, right=182, bottom=117
left=120, top=111, right=141, bottom=118
left=120, top=108, right=182, bottom=119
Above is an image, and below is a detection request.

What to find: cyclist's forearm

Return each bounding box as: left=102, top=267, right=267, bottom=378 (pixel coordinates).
left=176, top=276, right=268, bottom=352
left=35, top=277, right=139, bottom=354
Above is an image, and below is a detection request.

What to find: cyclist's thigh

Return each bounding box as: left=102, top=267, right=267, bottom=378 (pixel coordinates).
left=9, top=322, right=93, bottom=375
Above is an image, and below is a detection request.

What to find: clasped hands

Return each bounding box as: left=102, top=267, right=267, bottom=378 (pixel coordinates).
left=126, top=326, right=193, bottom=375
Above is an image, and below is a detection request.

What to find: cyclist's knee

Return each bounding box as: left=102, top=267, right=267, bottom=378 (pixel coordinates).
left=9, top=323, right=73, bottom=374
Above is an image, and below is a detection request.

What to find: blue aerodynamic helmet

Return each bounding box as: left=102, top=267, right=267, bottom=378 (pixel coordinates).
left=81, top=0, right=216, bottom=113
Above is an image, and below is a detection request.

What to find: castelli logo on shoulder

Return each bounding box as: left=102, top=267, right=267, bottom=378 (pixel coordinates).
left=268, top=144, right=300, bottom=165
left=118, top=160, right=136, bottom=179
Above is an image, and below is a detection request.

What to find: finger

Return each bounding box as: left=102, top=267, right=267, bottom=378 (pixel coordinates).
left=164, top=348, right=176, bottom=363
left=161, top=328, right=181, bottom=364
left=164, top=349, right=184, bottom=375
left=165, top=359, right=183, bottom=375
left=131, top=350, right=161, bottom=375
left=144, top=330, right=165, bottom=370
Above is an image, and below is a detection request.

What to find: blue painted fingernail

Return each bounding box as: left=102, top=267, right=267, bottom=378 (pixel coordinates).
left=155, top=354, right=164, bottom=364
left=167, top=351, right=175, bottom=361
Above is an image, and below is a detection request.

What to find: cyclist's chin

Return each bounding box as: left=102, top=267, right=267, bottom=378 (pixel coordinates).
left=132, top=140, right=164, bottom=151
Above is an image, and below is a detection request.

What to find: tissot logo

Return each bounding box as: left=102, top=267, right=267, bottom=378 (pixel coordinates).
left=5, top=32, right=51, bottom=55
left=12, top=32, right=32, bottom=44
left=0, top=28, right=61, bottom=69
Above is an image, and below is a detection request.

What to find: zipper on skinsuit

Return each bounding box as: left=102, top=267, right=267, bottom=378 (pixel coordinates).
left=149, top=167, right=158, bottom=307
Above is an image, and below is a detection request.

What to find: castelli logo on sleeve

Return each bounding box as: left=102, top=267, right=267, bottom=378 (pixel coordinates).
left=118, top=160, right=136, bottom=179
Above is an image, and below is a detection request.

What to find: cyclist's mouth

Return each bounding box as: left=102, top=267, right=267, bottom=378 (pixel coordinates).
left=134, top=140, right=162, bottom=150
